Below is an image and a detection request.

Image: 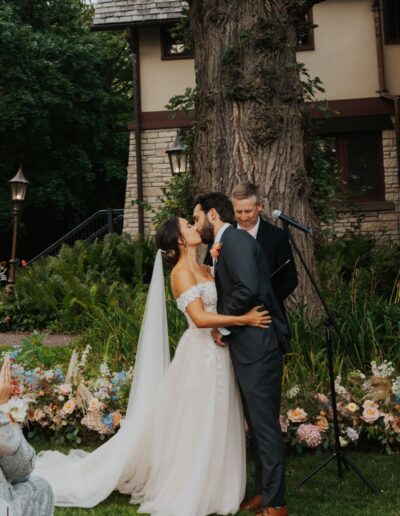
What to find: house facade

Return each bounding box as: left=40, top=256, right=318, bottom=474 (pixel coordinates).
left=93, top=0, right=400, bottom=241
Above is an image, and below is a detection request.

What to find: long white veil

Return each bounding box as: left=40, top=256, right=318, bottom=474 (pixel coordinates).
left=34, top=250, right=170, bottom=507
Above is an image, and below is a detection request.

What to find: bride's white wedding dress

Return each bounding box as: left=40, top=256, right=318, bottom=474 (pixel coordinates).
left=33, top=252, right=246, bottom=516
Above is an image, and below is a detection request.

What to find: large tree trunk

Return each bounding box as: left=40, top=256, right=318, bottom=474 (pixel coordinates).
left=189, top=0, right=322, bottom=314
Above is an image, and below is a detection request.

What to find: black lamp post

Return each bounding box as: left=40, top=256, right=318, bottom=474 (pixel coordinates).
left=7, top=166, right=30, bottom=289
left=166, top=130, right=188, bottom=175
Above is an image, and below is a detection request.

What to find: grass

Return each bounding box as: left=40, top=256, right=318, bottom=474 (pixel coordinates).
left=33, top=442, right=400, bottom=516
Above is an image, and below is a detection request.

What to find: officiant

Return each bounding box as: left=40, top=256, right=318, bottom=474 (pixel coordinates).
left=230, top=182, right=298, bottom=318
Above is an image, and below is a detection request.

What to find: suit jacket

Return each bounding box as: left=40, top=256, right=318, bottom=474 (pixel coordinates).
left=205, top=219, right=298, bottom=314
left=255, top=218, right=298, bottom=314
left=214, top=226, right=290, bottom=364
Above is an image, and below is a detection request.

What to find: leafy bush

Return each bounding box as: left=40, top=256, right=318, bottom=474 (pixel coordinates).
left=286, top=232, right=400, bottom=384
left=0, top=234, right=156, bottom=334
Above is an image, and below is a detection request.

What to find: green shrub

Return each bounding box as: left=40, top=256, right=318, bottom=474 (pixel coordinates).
left=285, top=232, right=400, bottom=386
left=0, top=234, right=156, bottom=332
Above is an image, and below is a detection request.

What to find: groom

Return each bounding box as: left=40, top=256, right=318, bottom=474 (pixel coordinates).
left=193, top=192, right=290, bottom=516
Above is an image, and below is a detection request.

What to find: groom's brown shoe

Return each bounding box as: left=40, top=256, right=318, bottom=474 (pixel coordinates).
left=240, top=494, right=263, bottom=511
left=256, top=507, right=288, bottom=516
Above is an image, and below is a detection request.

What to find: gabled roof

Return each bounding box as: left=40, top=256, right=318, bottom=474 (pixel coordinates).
left=93, top=0, right=186, bottom=29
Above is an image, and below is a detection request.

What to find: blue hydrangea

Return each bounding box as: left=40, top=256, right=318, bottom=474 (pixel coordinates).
left=54, top=368, right=64, bottom=381
left=102, top=413, right=113, bottom=429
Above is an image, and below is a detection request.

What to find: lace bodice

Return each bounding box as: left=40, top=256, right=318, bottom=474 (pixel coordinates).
left=176, top=281, right=217, bottom=328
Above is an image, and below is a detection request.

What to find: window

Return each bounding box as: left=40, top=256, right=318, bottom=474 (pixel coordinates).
left=383, top=0, right=400, bottom=43
left=336, top=133, right=385, bottom=202
left=160, top=26, right=194, bottom=60
left=297, top=10, right=315, bottom=51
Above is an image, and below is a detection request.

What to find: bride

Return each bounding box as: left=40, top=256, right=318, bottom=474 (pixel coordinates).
left=33, top=216, right=271, bottom=516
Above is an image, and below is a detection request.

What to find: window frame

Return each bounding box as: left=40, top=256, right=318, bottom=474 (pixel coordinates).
left=160, top=25, right=194, bottom=61
left=297, top=9, right=315, bottom=51
left=336, top=132, right=385, bottom=203
left=382, top=0, right=400, bottom=44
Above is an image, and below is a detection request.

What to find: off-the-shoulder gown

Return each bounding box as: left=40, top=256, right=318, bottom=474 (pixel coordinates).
left=34, top=280, right=246, bottom=516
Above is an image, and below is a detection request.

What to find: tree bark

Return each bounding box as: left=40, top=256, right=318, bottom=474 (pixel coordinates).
left=188, top=0, right=323, bottom=315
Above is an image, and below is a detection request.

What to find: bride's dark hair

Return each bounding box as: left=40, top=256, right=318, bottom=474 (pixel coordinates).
left=155, top=217, right=182, bottom=267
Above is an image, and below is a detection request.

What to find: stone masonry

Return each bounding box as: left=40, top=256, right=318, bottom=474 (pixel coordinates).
left=124, top=128, right=399, bottom=241
left=330, top=130, right=400, bottom=242
left=123, top=128, right=178, bottom=235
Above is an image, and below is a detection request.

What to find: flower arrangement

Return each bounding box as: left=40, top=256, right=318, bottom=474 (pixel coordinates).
left=281, top=360, right=400, bottom=454
left=2, top=346, right=400, bottom=453
left=2, top=346, right=133, bottom=444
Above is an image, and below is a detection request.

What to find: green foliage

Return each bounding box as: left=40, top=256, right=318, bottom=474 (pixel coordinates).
left=14, top=332, right=74, bottom=369
left=0, top=234, right=156, bottom=332
left=165, top=87, right=196, bottom=119
left=167, top=6, right=193, bottom=52
left=307, top=136, right=342, bottom=223
left=0, top=0, right=132, bottom=260
left=286, top=233, right=400, bottom=385
left=152, top=170, right=194, bottom=226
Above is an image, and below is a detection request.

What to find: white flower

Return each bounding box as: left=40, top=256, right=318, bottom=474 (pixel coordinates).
left=88, top=398, right=101, bottom=412
left=286, top=385, right=300, bottom=399
left=362, top=406, right=381, bottom=424
left=78, top=344, right=92, bottom=368
left=43, top=370, right=55, bottom=381
left=58, top=395, right=65, bottom=402
left=392, top=376, right=400, bottom=397
left=93, top=390, right=110, bottom=401
left=346, top=427, right=359, bottom=441
left=339, top=436, right=349, bottom=447
left=59, top=383, right=72, bottom=395
left=100, top=362, right=110, bottom=377
left=94, top=378, right=109, bottom=389
left=334, top=376, right=347, bottom=396
left=371, top=360, right=395, bottom=379
left=5, top=397, right=31, bottom=423
left=383, top=414, right=395, bottom=429
left=363, top=399, right=378, bottom=410
left=62, top=399, right=76, bottom=414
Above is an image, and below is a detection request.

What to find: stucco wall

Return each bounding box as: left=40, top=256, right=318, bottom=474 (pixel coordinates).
left=138, top=0, right=400, bottom=113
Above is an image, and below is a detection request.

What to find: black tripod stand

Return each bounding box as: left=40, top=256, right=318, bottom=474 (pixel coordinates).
left=283, top=222, right=379, bottom=494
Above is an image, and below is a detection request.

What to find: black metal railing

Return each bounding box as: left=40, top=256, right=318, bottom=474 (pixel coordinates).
left=26, top=208, right=124, bottom=266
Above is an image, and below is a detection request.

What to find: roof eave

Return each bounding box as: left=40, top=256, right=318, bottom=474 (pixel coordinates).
left=92, top=17, right=181, bottom=32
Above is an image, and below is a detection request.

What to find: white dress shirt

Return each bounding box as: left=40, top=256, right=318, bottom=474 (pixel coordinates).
left=237, top=216, right=260, bottom=239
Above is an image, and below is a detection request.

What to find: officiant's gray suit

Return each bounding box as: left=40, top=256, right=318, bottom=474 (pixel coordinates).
left=214, top=225, right=289, bottom=508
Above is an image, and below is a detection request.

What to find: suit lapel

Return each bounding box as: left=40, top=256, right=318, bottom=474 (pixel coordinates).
left=214, top=225, right=234, bottom=278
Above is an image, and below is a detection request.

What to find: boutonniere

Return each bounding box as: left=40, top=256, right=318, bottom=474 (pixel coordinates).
left=210, top=242, right=223, bottom=260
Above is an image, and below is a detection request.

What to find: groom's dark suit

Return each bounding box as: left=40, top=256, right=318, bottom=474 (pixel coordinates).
left=214, top=225, right=289, bottom=508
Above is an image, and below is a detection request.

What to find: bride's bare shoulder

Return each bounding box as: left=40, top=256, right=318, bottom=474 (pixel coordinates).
left=199, top=264, right=212, bottom=277
left=170, top=267, right=197, bottom=298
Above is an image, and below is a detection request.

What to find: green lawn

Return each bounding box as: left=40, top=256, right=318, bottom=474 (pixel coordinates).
left=33, top=442, right=400, bottom=516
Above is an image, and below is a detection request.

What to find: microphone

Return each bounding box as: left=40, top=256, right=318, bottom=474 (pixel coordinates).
left=272, top=210, right=312, bottom=235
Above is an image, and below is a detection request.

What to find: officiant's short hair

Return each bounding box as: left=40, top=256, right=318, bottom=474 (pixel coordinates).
left=194, top=192, right=235, bottom=224
left=231, top=182, right=262, bottom=203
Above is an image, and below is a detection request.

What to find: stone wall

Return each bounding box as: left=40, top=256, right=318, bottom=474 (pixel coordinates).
left=124, top=128, right=399, bottom=242
left=329, top=130, right=400, bottom=242
left=123, top=128, right=178, bottom=235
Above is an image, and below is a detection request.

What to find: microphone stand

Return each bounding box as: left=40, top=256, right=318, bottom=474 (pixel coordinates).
left=282, top=221, right=379, bottom=494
